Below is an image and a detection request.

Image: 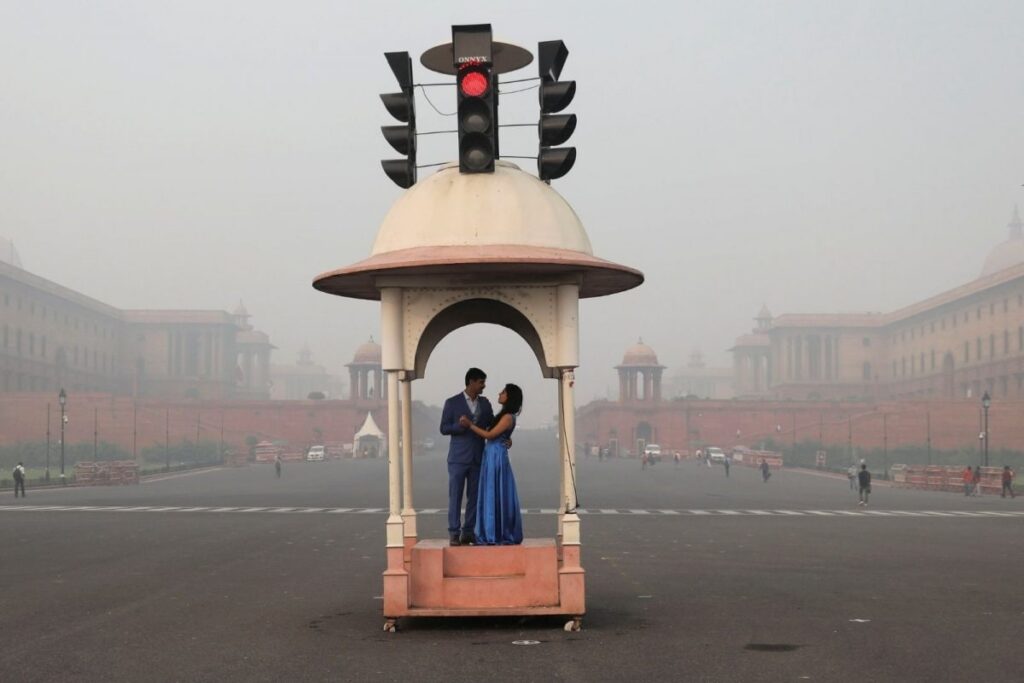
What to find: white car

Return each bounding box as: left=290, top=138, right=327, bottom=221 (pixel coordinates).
left=643, top=444, right=662, bottom=462
left=306, top=445, right=325, bottom=461
left=706, top=447, right=727, bottom=463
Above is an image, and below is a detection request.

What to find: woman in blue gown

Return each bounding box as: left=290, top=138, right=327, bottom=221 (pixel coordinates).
left=459, top=384, right=524, bottom=545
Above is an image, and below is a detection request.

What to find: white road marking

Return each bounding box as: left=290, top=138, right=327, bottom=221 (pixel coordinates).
left=1, top=505, right=1021, bottom=518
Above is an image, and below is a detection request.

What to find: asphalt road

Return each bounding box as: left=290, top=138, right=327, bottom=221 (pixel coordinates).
left=1, top=435, right=1021, bottom=682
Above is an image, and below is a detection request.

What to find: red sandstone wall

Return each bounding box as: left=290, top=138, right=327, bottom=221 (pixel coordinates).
left=0, top=393, right=407, bottom=457
left=577, top=399, right=1020, bottom=454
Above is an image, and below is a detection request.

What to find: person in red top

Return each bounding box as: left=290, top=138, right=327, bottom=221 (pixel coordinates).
left=1001, top=466, right=1016, bottom=499
left=962, top=466, right=974, bottom=497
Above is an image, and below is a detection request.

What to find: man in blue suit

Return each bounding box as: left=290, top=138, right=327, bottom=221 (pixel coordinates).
left=440, top=367, right=493, bottom=546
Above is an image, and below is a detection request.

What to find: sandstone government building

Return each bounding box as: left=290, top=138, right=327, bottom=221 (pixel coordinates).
left=732, top=208, right=1024, bottom=402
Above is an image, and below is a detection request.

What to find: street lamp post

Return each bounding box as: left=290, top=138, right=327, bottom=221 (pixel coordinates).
left=45, top=403, right=51, bottom=482
left=58, top=388, right=67, bottom=485
left=981, top=391, right=991, bottom=467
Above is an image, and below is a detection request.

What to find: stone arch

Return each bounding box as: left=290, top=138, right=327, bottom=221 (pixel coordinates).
left=413, top=298, right=549, bottom=380
left=634, top=421, right=654, bottom=444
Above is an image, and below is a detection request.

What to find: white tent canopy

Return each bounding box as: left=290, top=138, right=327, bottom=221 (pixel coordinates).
left=354, top=411, right=385, bottom=439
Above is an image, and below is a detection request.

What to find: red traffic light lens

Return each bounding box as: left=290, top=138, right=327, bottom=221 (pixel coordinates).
left=460, top=71, right=489, bottom=97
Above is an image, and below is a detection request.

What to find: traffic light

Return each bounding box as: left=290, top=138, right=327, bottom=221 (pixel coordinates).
left=537, top=40, right=576, bottom=182
left=454, top=25, right=498, bottom=174
left=380, top=51, right=416, bottom=188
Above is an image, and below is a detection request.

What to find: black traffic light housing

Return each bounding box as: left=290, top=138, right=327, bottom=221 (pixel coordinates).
left=454, top=25, right=498, bottom=174
left=537, top=40, right=577, bottom=181
left=380, top=51, right=417, bottom=188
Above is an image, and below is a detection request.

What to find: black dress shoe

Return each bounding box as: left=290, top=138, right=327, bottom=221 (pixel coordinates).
left=459, top=532, right=475, bottom=546
left=450, top=534, right=461, bottom=546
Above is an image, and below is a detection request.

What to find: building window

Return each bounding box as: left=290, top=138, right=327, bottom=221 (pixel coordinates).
left=930, top=322, right=935, bottom=333
left=911, top=328, right=915, bottom=340
left=964, top=342, right=969, bottom=363
left=892, top=360, right=897, bottom=377
left=28, top=333, right=34, bottom=356
left=1005, top=330, right=1010, bottom=355
left=41, top=336, right=46, bottom=359
left=920, top=352, right=925, bottom=372
left=990, top=334, right=995, bottom=358
left=1004, top=299, right=1009, bottom=312
left=902, top=357, right=907, bottom=376
left=964, top=312, right=969, bottom=323
left=2, top=324, right=7, bottom=348
left=16, top=329, right=21, bottom=354
left=862, top=337, right=871, bottom=347
left=1019, top=326, right=1023, bottom=351
left=931, top=350, right=936, bottom=370
left=977, top=338, right=982, bottom=361
left=990, top=303, right=995, bottom=315
left=863, top=362, right=871, bottom=380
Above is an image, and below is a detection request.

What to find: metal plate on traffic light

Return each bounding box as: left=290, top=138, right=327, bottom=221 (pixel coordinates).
left=420, top=41, right=533, bottom=75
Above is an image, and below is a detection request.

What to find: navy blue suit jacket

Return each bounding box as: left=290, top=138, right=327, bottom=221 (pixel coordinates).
left=440, top=392, right=493, bottom=466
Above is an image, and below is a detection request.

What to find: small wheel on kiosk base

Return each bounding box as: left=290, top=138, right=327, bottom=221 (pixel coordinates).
left=383, top=619, right=397, bottom=633
left=564, top=617, right=582, bottom=632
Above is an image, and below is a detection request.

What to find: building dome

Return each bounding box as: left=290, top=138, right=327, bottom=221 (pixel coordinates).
left=351, top=337, right=381, bottom=365
left=620, top=339, right=660, bottom=367
left=313, top=161, right=642, bottom=300
left=981, top=207, right=1024, bottom=277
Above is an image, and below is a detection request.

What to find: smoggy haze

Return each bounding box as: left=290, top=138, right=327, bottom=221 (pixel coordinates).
left=1, top=1, right=1022, bottom=424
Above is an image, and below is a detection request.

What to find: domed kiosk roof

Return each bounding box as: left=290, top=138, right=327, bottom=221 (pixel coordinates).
left=350, top=337, right=382, bottom=365
left=982, top=207, right=1024, bottom=277
left=618, top=339, right=662, bottom=368
left=313, top=161, right=643, bottom=300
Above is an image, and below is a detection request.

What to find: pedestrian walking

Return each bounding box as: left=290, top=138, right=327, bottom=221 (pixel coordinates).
left=961, top=466, right=973, bottom=496
left=847, top=464, right=857, bottom=491
left=857, top=464, right=872, bottom=507
left=12, top=462, right=26, bottom=498
left=760, top=458, right=771, bottom=483
left=972, top=465, right=982, bottom=497
left=673, top=451, right=681, bottom=468
left=274, top=454, right=282, bottom=478
left=723, top=457, right=731, bottom=478
left=1001, top=466, right=1015, bottom=499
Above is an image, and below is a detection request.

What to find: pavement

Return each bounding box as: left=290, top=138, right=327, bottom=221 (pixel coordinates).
left=1, top=432, right=1021, bottom=682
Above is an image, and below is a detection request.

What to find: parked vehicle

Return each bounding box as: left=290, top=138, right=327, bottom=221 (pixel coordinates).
left=306, top=445, right=326, bottom=461
left=643, top=443, right=662, bottom=463
left=706, top=447, right=727, bottom=463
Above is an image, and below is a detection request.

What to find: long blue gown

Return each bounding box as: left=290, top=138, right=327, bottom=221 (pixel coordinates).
left=474, top=416, right=523, bottom=545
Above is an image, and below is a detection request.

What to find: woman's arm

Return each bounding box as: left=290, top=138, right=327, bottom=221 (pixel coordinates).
left=465, top=413, right=513, bottom=440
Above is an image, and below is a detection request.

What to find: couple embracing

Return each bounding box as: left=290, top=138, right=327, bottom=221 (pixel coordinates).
left=440, top=367, right=524, bottom=547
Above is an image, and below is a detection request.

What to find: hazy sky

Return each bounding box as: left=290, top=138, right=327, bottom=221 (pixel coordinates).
left=2, top=1, right=1022, bottom=426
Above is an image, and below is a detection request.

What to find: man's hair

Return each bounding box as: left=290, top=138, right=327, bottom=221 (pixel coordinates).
left=465, top=367, right=486, bottom=385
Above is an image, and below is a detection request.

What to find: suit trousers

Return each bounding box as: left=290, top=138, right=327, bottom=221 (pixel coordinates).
left=448, top=461, right=480, bottom=534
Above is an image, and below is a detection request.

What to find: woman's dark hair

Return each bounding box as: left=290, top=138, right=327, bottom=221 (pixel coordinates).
left=491, top=383, right=523, bottom=428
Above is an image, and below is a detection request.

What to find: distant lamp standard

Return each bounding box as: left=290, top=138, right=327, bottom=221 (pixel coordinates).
left=58, top=388, right=67, bottom=485
left=981, top=391, right=991, bottom=467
